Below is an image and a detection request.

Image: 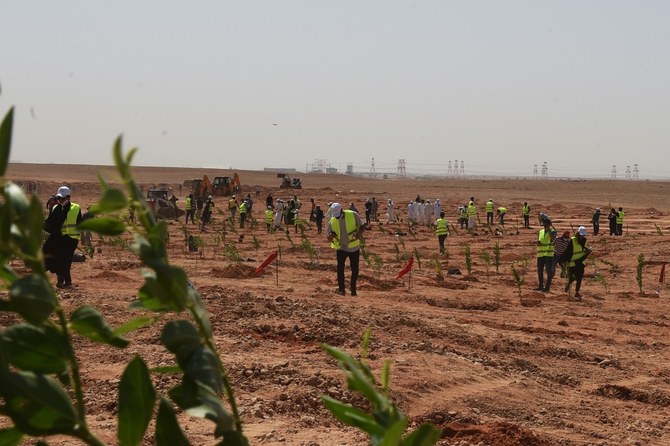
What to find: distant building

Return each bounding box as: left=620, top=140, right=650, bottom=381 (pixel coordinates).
left=263, top=167, right=298, bottom=173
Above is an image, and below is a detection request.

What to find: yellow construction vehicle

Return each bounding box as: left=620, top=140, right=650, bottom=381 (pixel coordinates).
left=212, top=173, right=241, bottom=196
left=146, top=187, right=183, bottom=220
left=278, top=173, right=302, bottom=189
left=188, top=175, right=213, bottom=200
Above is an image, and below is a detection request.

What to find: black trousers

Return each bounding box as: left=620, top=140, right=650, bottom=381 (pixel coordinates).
left=57, top=236, right=79, bottom=285
left=567, top=263, right=585, bottom=294
left=523, top=215, right=530, bottom=228
left=438, top=234, right=447, bottom=253
left=593, top=222, right=599, bottom=236
left=336, top=249, right=360, bottom=292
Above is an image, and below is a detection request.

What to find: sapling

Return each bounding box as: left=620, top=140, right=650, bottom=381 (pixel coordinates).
left=511, top=262, right=523, bottom=297
left=637, top=253, right=645, bottom=294
left=493, top=241, right=501, bottom=273
left=251, top=235, right=261, bottom=251
left=321, top=332, right=441, bottom=445
left=430, top=257, right=444, bottom=281
left=479, top=250, right=491, bottom=283
left=654, top=223, right=663, bottom=236
left=413, top=247, right=422, bottom=270
left=463, top=243, right=472, bottom=275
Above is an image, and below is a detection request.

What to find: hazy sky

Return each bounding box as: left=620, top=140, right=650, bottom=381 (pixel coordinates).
left=2, top=1, right=669, bottom=178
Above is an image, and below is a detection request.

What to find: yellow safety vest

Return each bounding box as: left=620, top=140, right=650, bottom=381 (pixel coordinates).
left=616, top=210, right=624, bottom=225
left=498, top=207, right=507, bottom=214
left=568, top=237, right=586, bottom=267
left=537, top=228, right=553, bottom=257
left=185, top=197, right=192, bottom=210
left=459, top=208, right=468, bottom=219
left=239, top=202, right=247, bottom=214
left=468, top=203, right=476, bottom=217
left=330, top=211, right=359, bottom=249
left=486, top=201, right=493, bottom=213
left=522, top=205, right=530, bottom=216
left=435, top=218, right=448, bottom=236
left=61, top=203, right=81, bottom=240
left=265, top=209, right=273, bottom=223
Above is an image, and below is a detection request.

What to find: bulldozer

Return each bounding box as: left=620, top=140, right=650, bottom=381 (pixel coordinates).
left=212, top=173, right=241, bottom=196
left=278, top=173, right=302, bottom=189
left=146, top=187, right=183, bottom=220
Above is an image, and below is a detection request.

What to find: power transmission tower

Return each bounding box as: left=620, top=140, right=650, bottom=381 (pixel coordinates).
left=611, top=165, right=617, bottom=179
left=533, top=164, right=538, bottom=177
left=369, top=157, right=376, bottom=179
left=447, top=161, right=452, bottom=175
left=460, top=161, right=465, bottom=176
left=625, top=165, right=631, bottom=179
left=633, top=164, right=639, bottom=179
left=396, top=159, right=406, bottom=178
left=454, top=160, right=459, bottom=177
left=541, top=161, right=548, bottom=178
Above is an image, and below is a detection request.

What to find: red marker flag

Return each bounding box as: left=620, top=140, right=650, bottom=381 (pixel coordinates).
left=395, top=256, right=414, bottom=280
left=256, top=251, right=278, bottom=274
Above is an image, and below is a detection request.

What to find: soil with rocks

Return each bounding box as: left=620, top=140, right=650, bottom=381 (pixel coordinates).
left=3, top=164, right=670, bottom=446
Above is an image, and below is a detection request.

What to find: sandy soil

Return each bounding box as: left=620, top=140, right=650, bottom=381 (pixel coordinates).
left=3, top=164, right=670, bottom=446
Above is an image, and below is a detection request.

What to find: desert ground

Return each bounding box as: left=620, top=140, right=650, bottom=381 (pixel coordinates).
left=3, top=163, right=670, bottom=446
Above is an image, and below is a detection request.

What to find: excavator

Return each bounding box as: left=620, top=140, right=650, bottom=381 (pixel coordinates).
left=212, top=173, right=241, bottom=196
left=188, top=175, right=213, bottom=200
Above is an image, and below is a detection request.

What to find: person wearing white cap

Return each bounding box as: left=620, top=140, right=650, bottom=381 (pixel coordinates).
left=326, top=202, right=364, bottom=296
left=42, top=185, right=82, bottom=289
left=562, top=226, right=592, bottom=300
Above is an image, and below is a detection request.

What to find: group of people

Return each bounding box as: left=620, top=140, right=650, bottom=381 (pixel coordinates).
left=536, top=218, right=592, bottom=300
left=42, top=183, right=618, bottom=302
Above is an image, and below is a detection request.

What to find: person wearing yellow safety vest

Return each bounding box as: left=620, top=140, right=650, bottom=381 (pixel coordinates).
left=434, top=211, right=449, bottom=255
left=536, top=218, right=556, bottom=292
left=185, top=194, right=195, bottom=224
left=496, top=207, right=507, bottom=226
left=458, top=205, right=468, bottom=229
left=616, top=207, right=624, bottom=236
left=522, top=202, right=531, bottom=228
left=42, top=186, right=82, bottom=289
left=264, top=206, right=274, bottom=233
left=239, top=200, right=248, bottom=228
left=485, top=199, right=494, bottom=225
left=326, top=202, right=364, bottom=296
left=467, top=200, right=477, bottom=230
left=561, top=226, right=592, bottom=300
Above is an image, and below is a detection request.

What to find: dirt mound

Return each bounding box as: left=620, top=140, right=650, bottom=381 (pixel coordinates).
left=211, top=264, right=260, bottom=278
left=440, top=421, right=555, bottom=445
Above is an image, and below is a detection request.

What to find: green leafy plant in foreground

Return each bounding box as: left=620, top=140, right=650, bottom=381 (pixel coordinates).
left=0, top=110, right=248, bottom=444
left=321, top=330, right=441, bottom=446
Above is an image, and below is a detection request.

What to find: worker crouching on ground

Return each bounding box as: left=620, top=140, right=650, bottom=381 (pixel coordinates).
left=497, top=207, right=507, bottom=226
left=562, top=226, right=592, bottom=300
left=327, top=202, right=364, bottom=296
